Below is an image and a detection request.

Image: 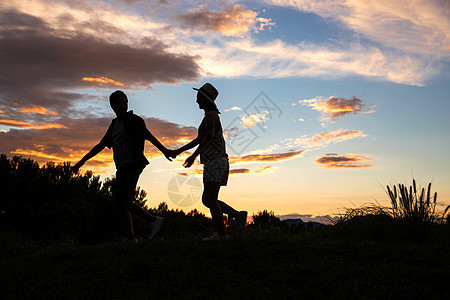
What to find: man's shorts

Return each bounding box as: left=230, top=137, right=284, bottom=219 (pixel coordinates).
left=203, top=157, right=229, bottom=186
left=114, top=164, right=144, bottom=204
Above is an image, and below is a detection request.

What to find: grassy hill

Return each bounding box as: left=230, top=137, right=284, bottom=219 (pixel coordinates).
left=1, top=156, right=449, bottom=298
left=1, top=225, right=449, bottom=299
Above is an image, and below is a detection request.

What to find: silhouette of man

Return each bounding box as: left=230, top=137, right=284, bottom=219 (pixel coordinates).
left=73, top=90, right=170, bottom=243
left=173, top=83, right=247, bottom=240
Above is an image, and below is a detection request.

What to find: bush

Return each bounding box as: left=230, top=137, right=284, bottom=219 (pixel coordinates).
left=251, top=210, right=281, bottom=229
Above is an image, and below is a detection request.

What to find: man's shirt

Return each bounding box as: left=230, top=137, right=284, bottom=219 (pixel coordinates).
left=111, top=118, right=136, bottom=168
left=101, top=111, right=150, bottom=169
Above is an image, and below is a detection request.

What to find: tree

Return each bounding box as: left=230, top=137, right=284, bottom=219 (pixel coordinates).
left=252, top=209, right=281, bottom=229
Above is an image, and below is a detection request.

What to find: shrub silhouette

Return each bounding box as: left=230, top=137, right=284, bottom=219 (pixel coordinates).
left=251, top=209, right=280, bottom=229
left=0, top=155, right=122, bottom=242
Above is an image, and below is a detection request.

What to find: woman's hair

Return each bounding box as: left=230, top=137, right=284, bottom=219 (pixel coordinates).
left=201, top=94, right=220, bottom=114
left=109, top=90, right=128, bottom=106
left=205, top=103, right=220, bottom=114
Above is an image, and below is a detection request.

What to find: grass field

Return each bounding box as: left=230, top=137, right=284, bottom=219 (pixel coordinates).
left=1, top=225, right=449, bottom=299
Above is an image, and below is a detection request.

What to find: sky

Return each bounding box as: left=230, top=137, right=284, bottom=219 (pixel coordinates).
left=1, top=0, right=449, bottom=221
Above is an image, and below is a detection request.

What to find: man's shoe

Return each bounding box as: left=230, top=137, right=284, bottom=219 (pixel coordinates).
left=149, top=216, right=164, bottom=240
left=236, top=211, right=248, bottom=236
left=202, top=232, right=228, bottom=241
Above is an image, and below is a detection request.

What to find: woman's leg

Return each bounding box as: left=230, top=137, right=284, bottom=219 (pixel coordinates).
left=202, top=182, right=226, bottom=236
left=217, top=200, right=240, bottom=218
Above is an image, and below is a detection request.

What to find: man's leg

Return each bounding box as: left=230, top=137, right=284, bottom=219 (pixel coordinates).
left=115, top=165, right=144, bottom=240
left=123, top=202, right=156, bottom=223
left=202, top=182, right=226, bottom=237
left=120, top=207, right=135, bottom=240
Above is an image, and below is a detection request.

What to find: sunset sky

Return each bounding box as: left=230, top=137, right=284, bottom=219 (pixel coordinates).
left=1, top=0, right=449, bottom=221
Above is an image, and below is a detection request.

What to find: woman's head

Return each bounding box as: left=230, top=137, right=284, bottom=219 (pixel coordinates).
left=194, top=83, right=220, bottom=113
left=196, top=92, right=220, bottom=113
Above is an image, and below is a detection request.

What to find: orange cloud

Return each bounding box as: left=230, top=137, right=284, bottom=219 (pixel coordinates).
left=17, top=105, right=58, bottom=116
left=230, top=166, right=274, bottom=175
left=0, top=116, right=197, bottom=173
left=178, top=4, right=274, bottom=37
left=186, top=169, right=203, bottom=176
left=315, top=153, right=374, bottom=169
left=230, top=168, right=251, bottom=175
left=0, top=119, right=68, bottom=129
left=300, top=96, right=374, bottom=125
left=82, top=76, right=124, bottom=86
left=229, top=150, right=304, bottom=164
left=182, top=165, right=274, bottom=177
left=254, top=166, right=274, bottom=173
left=445, top=46, right=450, bottom=50
left=11, top=148, right=114, bottom=173
left=0, top=109, right=5, bottom=114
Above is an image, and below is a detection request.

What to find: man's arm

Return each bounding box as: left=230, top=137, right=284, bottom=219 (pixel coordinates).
left=73, top=142, right=106, bottom=172
left=145, top=130, right=173, bottom=161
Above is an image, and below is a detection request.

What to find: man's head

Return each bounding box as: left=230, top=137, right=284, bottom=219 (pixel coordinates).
left=109, top=90, right=128, bottom=117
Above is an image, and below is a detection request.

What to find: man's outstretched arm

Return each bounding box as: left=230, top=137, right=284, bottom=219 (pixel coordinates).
left=145, top=130, right=173, bottom=161
left=73, top=142, right=106, bottom=172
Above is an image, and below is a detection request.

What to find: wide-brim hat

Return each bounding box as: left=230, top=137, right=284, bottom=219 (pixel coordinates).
left=193, top=83, right=218, bottom=104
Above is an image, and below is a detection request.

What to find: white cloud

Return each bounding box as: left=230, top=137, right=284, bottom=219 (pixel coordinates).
left=225, top=106, right=243, bottom=112
left=241, top=112, right=268, bottom=128
left=188, top=37, right=436, bottom=85
left=263, top=0, right=449, bottom=55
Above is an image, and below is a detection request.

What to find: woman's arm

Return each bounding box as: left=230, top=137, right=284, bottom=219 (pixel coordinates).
left=174, top=136, right=200, bottom=156
left=183, top=134, right=212, bottom=168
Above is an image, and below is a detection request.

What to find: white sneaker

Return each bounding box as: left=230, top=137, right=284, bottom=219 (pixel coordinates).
left=149, top=216, right=164, bottom=240
left=236, top=211, right=248, bottom=236
left=202, top=232, right=228, bottom=241
left=121, top=238, right=138, bottom=245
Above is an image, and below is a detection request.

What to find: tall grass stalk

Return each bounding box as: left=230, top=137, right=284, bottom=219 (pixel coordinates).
left=386, top=180, right=440, bottom=224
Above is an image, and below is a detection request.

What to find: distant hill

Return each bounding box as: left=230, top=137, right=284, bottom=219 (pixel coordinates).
left=284, top=218, right=304, bottom=226
left=283, top=218, right=324, bottom=228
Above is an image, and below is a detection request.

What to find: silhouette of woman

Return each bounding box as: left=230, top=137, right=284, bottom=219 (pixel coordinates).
left=173, top=83, right=247, bottom=240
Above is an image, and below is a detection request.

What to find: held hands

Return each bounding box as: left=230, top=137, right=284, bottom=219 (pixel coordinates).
left=164, top=148, right=195, bottom=167
left=163, top=149, right=173, bottom=162
left=164, top=149, right=180, bottom=161
left=164, top=148, right=183, bottom=161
